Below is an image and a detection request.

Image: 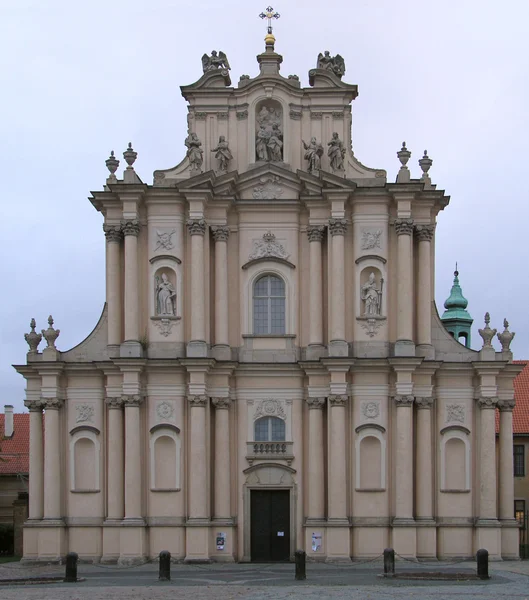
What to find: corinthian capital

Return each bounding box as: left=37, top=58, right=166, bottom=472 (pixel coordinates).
left=415, top=396, right=434, bottom=409
left=121, top=394, right=143, bottom=407
left=24, top=399, right=43, bottom=412
left=497, top=398, right=515, bottom=412
left=41, top=397, right=63, bottom=410
left=328, top=218, right=347, bottom=237
left=105, top=396, right=124, bottom=410
left=414, top=224, right=435, bottom=242
left=188, top=394, right=208, bottom=407
left=306, top=397, right=326, bottom=410
left=121, top=219, right=140, bottom=237
left=394, top=394, right=414, bottom=407
left=211, top=225, right=230, bottom=242
left=307, top=225, right=326, bottom=243
left=103, top=223, right=123, bottom=243
left=478, top=396, right=498, bottom=410
left=329, top=394, right=348, bottom=407
left=186, top=219, right=207, bottom=236
left=212, top=397, right=231, bottom=409
left=394, top=218, right=414, bottom=236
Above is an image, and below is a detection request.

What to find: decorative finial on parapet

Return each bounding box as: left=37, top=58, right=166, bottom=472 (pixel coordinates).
left=260, top=6, right=280, bottom=48
left=478, top=312, right=497, bottom=349
left=419, top=149, right=433, bottom=188
left=105, top=150, right=119, bottom=183
left=41, top=315, right=60, bottom=349
left=497, top=318, right=515, bottom=352
left=123, top=142, right=137, bottom=170
left=24, top=318, right=42, bottom=354
left=396, top=141, right=411, bottom=183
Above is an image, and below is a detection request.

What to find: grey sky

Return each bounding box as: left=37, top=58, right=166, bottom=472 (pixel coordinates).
left=1, top=1, right=528, bottom=413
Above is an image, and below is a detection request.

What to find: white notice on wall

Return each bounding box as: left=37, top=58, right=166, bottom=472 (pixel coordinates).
left=216, top=532, right=226, bottom=550
left=312, top=532, right=322, bottom=552
left=277, top=531, right=284, bottom=537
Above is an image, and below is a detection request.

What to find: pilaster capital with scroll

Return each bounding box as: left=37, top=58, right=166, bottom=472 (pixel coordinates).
left=497, top=398, right=515, bottom=412
left=212, top=397, right=231, bottom=410
left=415, top=396, right=434, bottom=410
left=307, top=225, right=326, bottom=243
left=121, top=394, right=143, bottom=407
left=394, top=394, right=414, bottom=407
left=24, top=399, right=44, bottom=412
left=477, top=396, right=498, bottom=410
left=121, top=219, right=140, bottom=237
left=211, top=225, right=230, bottom=243
left=105, top=396, right=124, bottom=410
left=394, top=218, right=414, bottom=236
left=103, top=223, right=123, bottom=243
left=306, top=397, right=326, bottom=410
left=328, top=218, right=347, bottom=237
left=329, top=394, right=348, bottom=407
left=414, top=224, right=435, bottom=242
left=186, top=219, right=207, bottom=236
left=41, top=397, right=64, bottom=411
left=188, top=394, right=208, bottom=407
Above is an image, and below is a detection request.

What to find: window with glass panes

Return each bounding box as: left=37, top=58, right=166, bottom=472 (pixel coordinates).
left=253, top=275, right=286, bottom=334
left=515, top=499, right=526, bottom=525
left=254, top=416, right=286, bottom=441
left=514, top=445, right=525, bottom=477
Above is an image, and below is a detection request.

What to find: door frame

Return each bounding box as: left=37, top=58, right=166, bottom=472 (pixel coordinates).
left=242, top=463, right=297, bottom=562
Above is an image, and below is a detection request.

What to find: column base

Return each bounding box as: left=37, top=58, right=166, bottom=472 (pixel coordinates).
left=325, top=523, right=351, bottom=562
left=185, top=526, right=211, bottom=562
left=474, top=520, right=502, bottom=560
left=501, top=519, right=520, bottom=559
left=415, top=518, right=437, bottom=560
left=392, top=520, right=417, bottom=559
left=22, top=520, right=67, bottom=563
left=393, top=339, right=416, bottom=357
left=186, top=340, right=208, bottom=358
left=211, top=344, right=231, bottom=361
left=415, top=343, right=435, bottom=359
left=118, top=524, right=147, bottom=565
left=120, top=340, right=143, bottom=358
left=210, top=525, right=236, bottom=562
left=305, top=344, right=326, bottom=360
left=328, top=340, right=348, bottom=357
left=107, top=344, right=120, bottom=358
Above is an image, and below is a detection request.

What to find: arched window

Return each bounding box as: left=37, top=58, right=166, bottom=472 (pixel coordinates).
left=254, top=416, right=285, bottom=441
left=253, top=275, right=285, bottom=334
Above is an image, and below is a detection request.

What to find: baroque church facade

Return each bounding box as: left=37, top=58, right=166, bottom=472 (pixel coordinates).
left=16, top=28, right=521, bottom=563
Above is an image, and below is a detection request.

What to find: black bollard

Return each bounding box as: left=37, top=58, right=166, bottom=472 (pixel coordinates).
left=159, top=550, right=171, bottom=581
left=294, top=549, right=306, bottom=580
left=383, top=548, right=395, bottom=576
left=476, top=548, right=489, bottom=580
left=64, top=551, right=78, bottom=583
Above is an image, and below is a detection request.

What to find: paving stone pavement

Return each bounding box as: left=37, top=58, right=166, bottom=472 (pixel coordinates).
left=1, top=560, right=529, bottom=600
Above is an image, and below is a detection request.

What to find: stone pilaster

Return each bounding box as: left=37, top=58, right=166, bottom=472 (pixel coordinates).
left=105, top=397, right=124, bottom=521
left=186, top=219, right=207, bottom=357
left=306, top=397, right=325, bottom=521
left=121, top=219, right=141, bottom=357
left=307, top=226, right=325, bottom=359
left=328, top=394, right=348, bottom=521
left=25, top=400, right=43, bottom=520
left=42, top=398, right=63, bottom=520
left=122, top=394, right=144, bottom=522
left=103, top=224, right=123, bottom=353
left=415, top=224, right=435, bottom=357
left=328, top=219, right=347, bottom=357
left=394, top=219, right=414, bottom=356
left=211, top=226, right=230, bottom=360
left=498, top=398, right=515, bottom=520
left=415, top=397, right=435, bottom=521
left=188, top=395, right=209, bottom=521
left=212, top=397, right=231, bottom=521
left=393, top=395, right=415, bottom=522
left=477, top=396, right=499, bottom=522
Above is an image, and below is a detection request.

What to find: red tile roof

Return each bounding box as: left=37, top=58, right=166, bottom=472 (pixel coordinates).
left=495, top=361, right=529, bottom=435
left=0, top=413, right=29, bottom=475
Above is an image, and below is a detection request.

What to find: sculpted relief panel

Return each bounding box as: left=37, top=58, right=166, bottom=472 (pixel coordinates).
left=255, top=101, right=284, bottom=163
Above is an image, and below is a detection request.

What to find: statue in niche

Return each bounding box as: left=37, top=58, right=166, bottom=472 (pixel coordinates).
left=211, top=135, right=233, bottom=172
left=255, top=105, right=283, bottom=162
left=302, top=137, right=323, bottom=174
left=185, top=132, right=203, bottom=172
left=156, top=273, right=176, bottom=316
left=317, top=51, right=346, bottom=78
left=327, top=132, right=345, bottom=173
left=201, top=50, right=230, bottom=72
left=361, top=272, right=382, bottom=316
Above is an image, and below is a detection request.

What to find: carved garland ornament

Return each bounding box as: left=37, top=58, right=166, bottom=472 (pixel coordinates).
left=254, top=399, right=286, bottom=420
left=361, top=319, right=383, bottom=338
left=153, top=318, right=175, bottom=337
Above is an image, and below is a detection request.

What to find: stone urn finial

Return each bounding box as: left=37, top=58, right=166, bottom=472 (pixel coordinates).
left=419, top=150, right=433, bottom=180
left=478, top=312, right=497, bottom=349
left=41, top=315, right=60, bottom=349
left=24, top=318, right=42, bottom=354
left=105, top=150, right=119, bottom=182
left=396, top=141, right=411, bottom=183
left=497, top=318, right=515, bottom=352
left=123, top=142, right=137, bottom=169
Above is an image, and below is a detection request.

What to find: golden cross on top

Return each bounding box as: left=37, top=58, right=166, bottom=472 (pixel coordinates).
left=259, top=6, right=280, bottom=34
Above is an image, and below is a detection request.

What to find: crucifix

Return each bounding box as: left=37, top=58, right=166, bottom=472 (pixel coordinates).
left=259, top=6, right=280, bottom=34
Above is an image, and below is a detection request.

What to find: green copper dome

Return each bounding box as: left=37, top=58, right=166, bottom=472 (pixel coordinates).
left=441, top=267, right=473, bottom=348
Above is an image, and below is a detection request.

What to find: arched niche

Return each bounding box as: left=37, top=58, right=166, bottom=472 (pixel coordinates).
left=358, top=266, right=385, bottom=318
left=150, top=426, right=181, bottom=491
left=355, top=427, right=386, bottom=491
left=153, top=267, right=177, bottom=317
left=254, top=98, right=284, bottom=163
left=69, top=428, right=100, bottom=492
left=150, top=261, right=182, bottom=338
left=440, top=429, right=470, bottom=492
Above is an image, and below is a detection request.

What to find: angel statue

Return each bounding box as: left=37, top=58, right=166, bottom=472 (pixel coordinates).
left=327, top=132, right=345, bottom=173
left=185, top=132, right=203, bottom=172
left=211, top=135, right=233, bottom=173
left=317, top=51, right=346, bottom=78
left=202, top=50, right=231, bottom=73
left=302, top=137, right=323, bottom=174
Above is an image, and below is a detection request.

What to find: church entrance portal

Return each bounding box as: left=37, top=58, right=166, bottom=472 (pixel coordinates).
left=250, top=490, right=290, bottom=562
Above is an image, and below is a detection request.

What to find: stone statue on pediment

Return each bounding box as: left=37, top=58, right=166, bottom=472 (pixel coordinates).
left=327, top=132, right=345, bottom=172
left=185, top=132, right=203, bottom=173
left=302, top=137, right=323, bottom=174
left=317, top=51, right=346, bottom=78
left=255, top=104, right=284, bottom=162
left=211, top=136, right=233, bottom=173
left=201, top=50, right=230, bottom=72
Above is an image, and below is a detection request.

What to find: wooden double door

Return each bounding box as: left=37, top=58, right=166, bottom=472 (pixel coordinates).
left=250, top=490, right=290, bottom=562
